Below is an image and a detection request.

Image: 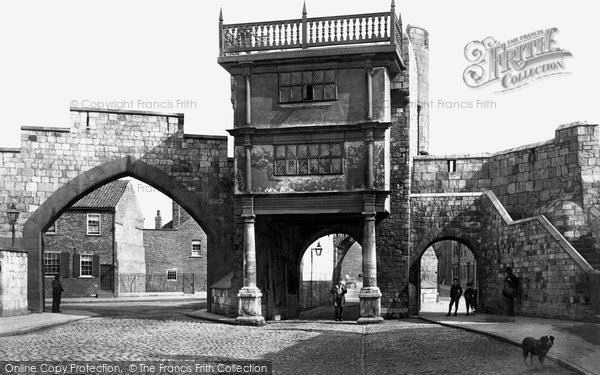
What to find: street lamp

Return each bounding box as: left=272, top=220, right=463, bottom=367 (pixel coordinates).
left=7, top=203, right=20, bottom=248
left=310, top=241, right=323, bottom=308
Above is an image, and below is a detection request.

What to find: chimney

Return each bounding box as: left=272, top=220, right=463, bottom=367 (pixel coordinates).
left=155, top=210, right=162, bottom=229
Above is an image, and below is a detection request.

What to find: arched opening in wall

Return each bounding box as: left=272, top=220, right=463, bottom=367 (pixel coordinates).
left=40, top=177, right=209, bottom=306
left=296, top=233, right=362, bottom=321
left=23, top=156, right=222, bottom=313
left=418, top=240, right=478, bottom=315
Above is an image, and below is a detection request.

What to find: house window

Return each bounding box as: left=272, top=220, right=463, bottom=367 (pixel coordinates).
left=87, top=214, right=101, bottom=235
left=46, top=221, right=57, bottom=235
left=191, top=240, right=202, bottom=257
left=44, top=253, right=60, bottom=275
left=447, top=160, right=457, bottom=173
left=80, top=255, right=93, bottom=277
left=167, top=269, right=177, bottom=281
left=274, top=143, right=343, bottom=176
left=279, top=69, right=337, bottom=103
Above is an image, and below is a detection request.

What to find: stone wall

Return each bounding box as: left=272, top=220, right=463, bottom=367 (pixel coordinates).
left=0, top=249, right=28, bottom=316
left=478, top=191, right=598, bottom=320
left=377, top=30, right=420, bottom=319
left=299, top=280, right=332, bottom=311
left=0, top=108, right=234, bottom=312
left=412, top=123, right=599, bottom=224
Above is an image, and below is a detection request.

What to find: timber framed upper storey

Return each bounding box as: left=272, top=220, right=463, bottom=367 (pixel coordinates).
left=220, top=3, right=402, bottom=217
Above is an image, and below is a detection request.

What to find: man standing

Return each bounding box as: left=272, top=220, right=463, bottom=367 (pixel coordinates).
left=502, top=266, right=519, bottom=316
left=51, top=275, right=64, bottom=313
left=446, top=278, right=463, bottom=316
left=331, top=278, right=347, bottom=321
left=464, top=281, right=476, bottom=316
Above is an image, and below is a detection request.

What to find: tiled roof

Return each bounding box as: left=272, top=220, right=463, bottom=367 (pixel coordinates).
left=71, top=180, right=130, bottom=209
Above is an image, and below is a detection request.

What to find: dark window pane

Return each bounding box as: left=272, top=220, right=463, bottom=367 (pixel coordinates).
left=313, top=85, right=324, bottom=101
left=308, top=144, right=319, bottom=157
left=291, top=86, right=302, bottom=102
left=330, top=143, right=342, bottom=157
left=302, top=71, right=313, bottom=84
left=324, top=69, right=336, bottom=82
left=297, top=144, right=308, bottom=158
left=275, top=145, right=286, bottom=158
left=331, top=158, right=342, bottom=173
left=280, top=72, right=291, bottom=85
left=287, top=159, right=297, bottom=174
left=298, top=159, right=308, bottom=174
left=314, top=70, right=324, bottom=83
left=320, top=158, right=331, bottom=174
left=320, top=143, right=330, bottom=157
left=291, top=72, right=302, bottom=85
left=309, top=159, right=319, bottom=174
left=280, top=88, right=291, bottom=103
left=275, top=160, right=286, bottom=175
left=324, top=84, right=336, bottom=100
left=286, top=145, right=297, bottom=159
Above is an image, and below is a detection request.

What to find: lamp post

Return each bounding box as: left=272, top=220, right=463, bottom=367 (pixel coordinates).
left=310, top=241, right=323, bottom=308
left=7, top=203, right=20, bottom=248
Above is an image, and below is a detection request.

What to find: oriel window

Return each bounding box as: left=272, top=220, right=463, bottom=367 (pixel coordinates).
left=279, top=69, right=337, bottom=103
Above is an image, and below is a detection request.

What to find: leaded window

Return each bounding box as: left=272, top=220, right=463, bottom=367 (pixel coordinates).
left=274, top=143, right=343, bottom=176
left=279, top=69, right=337, bottom=103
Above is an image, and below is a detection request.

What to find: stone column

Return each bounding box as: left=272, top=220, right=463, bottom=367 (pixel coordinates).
left=358, top=212, right=383, bottom=324
left=236, top=197, right=265, bottom=325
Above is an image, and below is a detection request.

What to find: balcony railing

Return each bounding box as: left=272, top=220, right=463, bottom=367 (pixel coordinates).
left=219, top=2, right=403, bottom=58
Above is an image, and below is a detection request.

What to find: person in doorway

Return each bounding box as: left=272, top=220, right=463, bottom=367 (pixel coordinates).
left=331, top=278, right=347, bottom=321
left=51, top=275, right=64, bottom=313
left=464, top=281, right=476, bottom=316
left=502, top=266, right=519, bottom=316
left=446, top=278, right=463, bottom=316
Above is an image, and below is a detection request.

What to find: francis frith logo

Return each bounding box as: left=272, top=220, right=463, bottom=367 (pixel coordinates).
left=463, top=28, right=572, bottom=92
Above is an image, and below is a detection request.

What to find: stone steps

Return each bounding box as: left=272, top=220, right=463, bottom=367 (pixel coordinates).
left=569, top=238, right=600, bottom=269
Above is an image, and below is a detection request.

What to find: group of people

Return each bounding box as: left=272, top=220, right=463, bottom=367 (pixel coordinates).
left=446, top=266, right=519, bottom=317
left=446, top=278, right=477, bottom=316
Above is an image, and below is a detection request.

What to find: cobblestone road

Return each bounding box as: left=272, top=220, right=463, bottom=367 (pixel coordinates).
left=0, top=301, right=574, bottom=375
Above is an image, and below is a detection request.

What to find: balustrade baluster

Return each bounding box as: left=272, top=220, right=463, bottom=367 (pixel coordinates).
left=382, top=15, right=388, bottom=38
left=278, top=24, right=283, bottom=46
left=286, top=23, right=290, bottom=45
left=328, top=19, right=332, bottom=42
left=352, top=18, right=356, bottom=40
left=360, top=18, right=365, bottom=40
left=319, top=21, right=324, bottom=43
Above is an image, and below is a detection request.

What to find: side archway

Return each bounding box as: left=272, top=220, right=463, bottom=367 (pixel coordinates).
left=23, top=156, right=219, bottom=312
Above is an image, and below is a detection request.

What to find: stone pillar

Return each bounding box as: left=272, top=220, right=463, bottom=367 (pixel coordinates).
left=366, top=128, right=374, bottom=189
left=358, top=212, right=383, bottom=324
left=236, top=197, right=265, bottom=326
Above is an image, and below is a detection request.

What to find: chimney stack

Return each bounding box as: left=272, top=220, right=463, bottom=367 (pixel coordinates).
left=155, top=210, right=162, bottom=229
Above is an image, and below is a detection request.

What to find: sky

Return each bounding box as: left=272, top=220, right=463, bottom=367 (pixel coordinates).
left=0, top=0, right=598, bottom=227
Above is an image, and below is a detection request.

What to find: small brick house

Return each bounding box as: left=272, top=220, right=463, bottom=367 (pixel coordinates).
left=43, top=180, right=145, bottom=298
left=143, top=202, right=207, bottom=294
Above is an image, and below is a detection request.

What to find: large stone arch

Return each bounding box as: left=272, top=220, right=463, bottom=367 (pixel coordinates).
left=0, top=109, right=234, bottom=312
left=24, top=156, right=226, bottom=312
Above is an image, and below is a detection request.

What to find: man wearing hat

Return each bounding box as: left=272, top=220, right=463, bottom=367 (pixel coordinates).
left=502, top=266, right=519, bottom=316
left=464, top=281, right=476, bottom=316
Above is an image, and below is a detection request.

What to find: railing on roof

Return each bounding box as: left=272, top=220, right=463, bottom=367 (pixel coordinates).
left=219, top=1, right=402, bottom=57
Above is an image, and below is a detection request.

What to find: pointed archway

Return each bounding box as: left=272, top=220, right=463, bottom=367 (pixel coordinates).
left=23, top=156, right=219, bottom=312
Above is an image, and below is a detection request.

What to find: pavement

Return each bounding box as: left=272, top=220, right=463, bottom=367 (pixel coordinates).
left=1, top=298, right=598, bottom=375
left=0, top=310, right=97, bottom=337
left=419, top=312, right=600, bottom=375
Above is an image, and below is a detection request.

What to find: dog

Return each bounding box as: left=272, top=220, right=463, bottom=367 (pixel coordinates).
left=522, top=335, right=555, bottom=364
